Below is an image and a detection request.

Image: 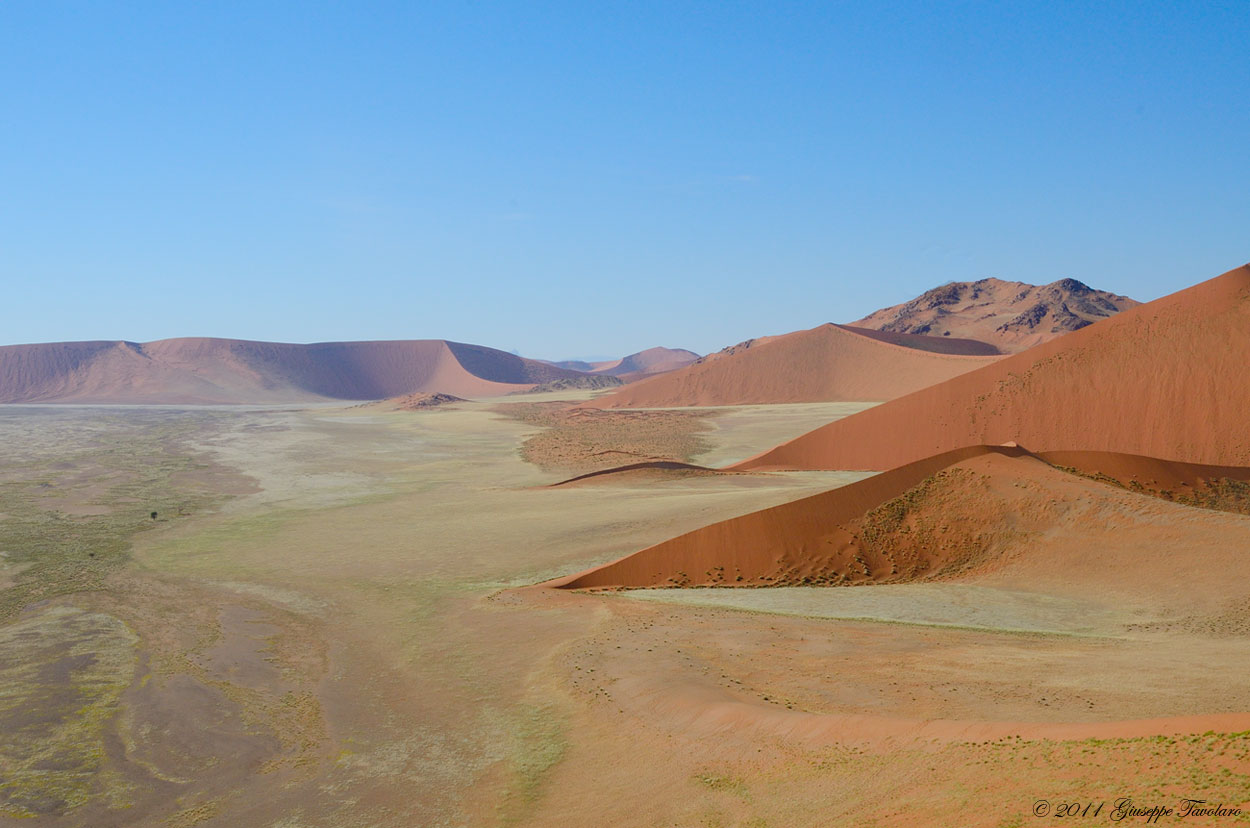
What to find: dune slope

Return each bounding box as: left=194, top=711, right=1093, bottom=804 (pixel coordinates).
left=586, top=324, right=1004, bottom=408
left=738, top=265, right=1250, bottom=471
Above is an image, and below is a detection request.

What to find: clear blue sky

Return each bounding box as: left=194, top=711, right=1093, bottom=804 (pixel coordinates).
left=3, top=2, right=1246, bottom=358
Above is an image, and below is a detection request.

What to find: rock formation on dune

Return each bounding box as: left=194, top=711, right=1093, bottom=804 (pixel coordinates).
left=0, top=338, right=586, bottom=404
left=547, top=347, right=700, bottom=383
left=737, top=265, right=1250, bottom=471
left=585, top=324, right=1003, bottom=408
left=547, top=359, right=598, bottom=372
left=516, top=375, right=625, bottom=394
left=369, top=392, right=468, bottom=411
left=852, top=277, right=1139, bottom=353
left=554, top=446, right=1250, bottom=590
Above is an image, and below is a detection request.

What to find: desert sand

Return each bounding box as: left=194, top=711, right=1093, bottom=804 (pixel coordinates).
left=586, top=323, right=1005, bottom=408
left=0, top=398, right=873, bottom=826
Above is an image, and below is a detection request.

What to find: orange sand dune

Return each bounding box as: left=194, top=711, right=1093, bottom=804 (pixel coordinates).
left=553, top=445, right=1250, bottom=590
left=584, top=324, right=1004, bottom=408
left=738, top=264, right=1250, bottom=471
left=554, top=445, right=1024, bottom=589
left=0, top=338, right=585, bottom=404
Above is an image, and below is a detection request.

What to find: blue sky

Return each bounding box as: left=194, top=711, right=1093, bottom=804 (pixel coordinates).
left=2, top=1, right=1246, bottom=358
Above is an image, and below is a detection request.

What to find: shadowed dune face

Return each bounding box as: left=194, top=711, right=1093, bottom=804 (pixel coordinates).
left=0, top=337, right=586, bottom=404
left=738, top=265, right=1250, bottom=471
left=833, top=325, right=1002, bottom=355
left=852, top=276, right=1140, bottom=352
left=554, top=446, right=1250, bottom=593
left=443, top=341, right=578, bottom=385
left=584, top=324, right=1005, bottom=408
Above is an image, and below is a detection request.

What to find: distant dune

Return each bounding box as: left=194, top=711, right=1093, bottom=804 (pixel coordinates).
left=554, top=445, right=1250, bottom=590
left=585, top=324, right=1003, bottom=408
left=0, top=338, right=585, bottom=404
left=547, top=346, right=699, bottom=383
left=852, top=277, right=1139, bottom=352
left=737, top=265, right=1250, bottom=471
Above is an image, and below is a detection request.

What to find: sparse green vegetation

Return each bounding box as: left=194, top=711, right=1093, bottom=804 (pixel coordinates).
left=496, top=401, right=717, bottom=473
left=0, top=414, right=228, bottom=621
left=1050, top=463, right=1250, bottom=516
left=0, top=606, right=138, bottom=819
left=0, top=411, right=242, bottom=819
left=1176, top=477, right=1250, bottom=515
left=696, top=771, right=752, bottom=801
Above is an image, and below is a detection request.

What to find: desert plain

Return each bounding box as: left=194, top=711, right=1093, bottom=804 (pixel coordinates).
left=3, top=389, right=1250, bottom=827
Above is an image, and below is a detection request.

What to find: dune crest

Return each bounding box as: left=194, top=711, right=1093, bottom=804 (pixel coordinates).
left=584, top=324, right=1004, bottom=408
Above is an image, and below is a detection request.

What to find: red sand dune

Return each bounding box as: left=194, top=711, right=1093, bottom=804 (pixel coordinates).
left=555, top=445, right=1023, bottom=589
left=552, top=446, right=1250, bottom=590
left=737, top=265, right=1250, bottom=471
left=852, top=277, right=1139, bottom=353
left=584, top=324, right=1004, bottom=408
left=0, top=338, right=585, bottom=404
